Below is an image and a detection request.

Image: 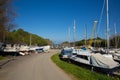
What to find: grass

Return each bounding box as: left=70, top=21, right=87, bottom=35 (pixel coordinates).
left=51, top=53, right=120, bottom=80
left=0, top=56, right=4, bottom=60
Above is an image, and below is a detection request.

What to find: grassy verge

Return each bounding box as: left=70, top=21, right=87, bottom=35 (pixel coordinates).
left=51, top=53, right=119, bottom=80
left=0, top=56, right=4, bottom=60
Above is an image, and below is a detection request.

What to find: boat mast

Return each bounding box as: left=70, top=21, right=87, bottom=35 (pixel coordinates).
left=106, top=0, right=110, bottom=50
left=73, top=20, right=76, bottom=47
left=84, top=25, right=87, bottom=47
left=68, top=27, right=70, bottom=47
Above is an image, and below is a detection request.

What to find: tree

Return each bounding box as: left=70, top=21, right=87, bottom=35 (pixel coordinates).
left=110, top=35, right=120, bottom=48
left=6, top=28, right=51, bottom=46
left=0, top=0, right=17, bottom=42
left=61, top=41, right=69, bottom=47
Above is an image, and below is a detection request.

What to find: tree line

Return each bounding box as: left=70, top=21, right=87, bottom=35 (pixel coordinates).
left=0, top=0, right=52, bottom=46
left=6, top=28, right=52, bottom=46
left=61, top=36, right=120, bottom=48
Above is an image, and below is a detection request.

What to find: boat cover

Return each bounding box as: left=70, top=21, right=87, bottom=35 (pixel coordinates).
left=90, top=53, right=120, bottom=69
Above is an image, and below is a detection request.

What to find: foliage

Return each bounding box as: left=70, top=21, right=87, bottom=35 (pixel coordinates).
left=5, top=28, right=52, bottom=46
left=0, top=0, right=51, bottom=46
left=0, top=0, right=17, bottom=42
left=61, top=37, right=105, bottom=47
left=76, top=39, right=85, bottom=46
left=62, top=35, right=120, bottom=48
left=0, top=56, right=4, bottom=60
left=110, top=35, right=120, bottom=48
left=61, top=41, right=69, bottom=47
left=51, top=53, right=119, bottom=80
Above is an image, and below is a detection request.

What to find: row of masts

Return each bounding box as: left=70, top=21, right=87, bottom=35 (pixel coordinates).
left=68, top=0, right=117, bottom=49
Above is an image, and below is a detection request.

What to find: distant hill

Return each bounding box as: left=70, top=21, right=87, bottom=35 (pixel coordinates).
left=5, top=28, right=52, bottom=46
left=61, top=37, right=106, bottom=47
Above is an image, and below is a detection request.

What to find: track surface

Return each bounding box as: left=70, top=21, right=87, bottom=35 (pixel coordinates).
left=0, top=49, right=72, bottom=80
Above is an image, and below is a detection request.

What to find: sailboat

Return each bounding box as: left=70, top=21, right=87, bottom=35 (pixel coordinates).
left=112, top=23, right=120, bottom=62
left=103, top=0, right=120, bottom=63
left=69, top=0, right=120, bottom=75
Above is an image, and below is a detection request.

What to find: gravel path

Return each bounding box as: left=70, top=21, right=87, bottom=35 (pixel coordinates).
left=0, top=49, right=72, bottom=80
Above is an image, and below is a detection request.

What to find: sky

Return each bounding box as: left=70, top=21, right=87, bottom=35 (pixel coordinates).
left=14, top=0, right=120, bottom=44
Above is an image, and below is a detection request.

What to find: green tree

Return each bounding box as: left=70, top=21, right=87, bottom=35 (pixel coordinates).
left=6, top=28, right=51, bottom=46
left=110, top=35, right=120, bottom=48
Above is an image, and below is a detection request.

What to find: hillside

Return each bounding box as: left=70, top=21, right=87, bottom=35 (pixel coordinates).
left=5, top=28, right=52, bottom=46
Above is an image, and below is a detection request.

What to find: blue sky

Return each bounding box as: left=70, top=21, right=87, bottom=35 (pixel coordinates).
left=14, top=0, right=120, bottom=44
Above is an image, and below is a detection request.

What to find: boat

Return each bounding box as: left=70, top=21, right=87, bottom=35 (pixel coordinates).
left=29, top=46, right=44, bottom=53
left=0, top=43, right=20, bottom=56
left=42, top=45, right=50, bottom=52
left=69, top=52, right=120, bottom=74
left=112, top=49, right=120, bottom=62
left=60, top=47, right=73, bottom=60
left=29, top=45, right=50, bottom=53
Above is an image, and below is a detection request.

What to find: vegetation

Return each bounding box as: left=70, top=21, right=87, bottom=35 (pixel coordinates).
left=61, top=37, right=106, bottom=47
left=61, top=36, right=120, bottom=48
left=0, top=56, right=4, bottom=60
left=5, top=28, right=52, bottom=46
left=0, top=0, right=52, bottom=46
left=0, top=0, right=17, bottom=42
left=61, top=41, right=69, bottom=47
left=110, top=35, right=120, bottom=48
left=51, top=53, right=119, bottom=80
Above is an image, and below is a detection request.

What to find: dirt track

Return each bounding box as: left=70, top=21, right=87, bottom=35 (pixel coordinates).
left=0, top=49, right=72, bottom=80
